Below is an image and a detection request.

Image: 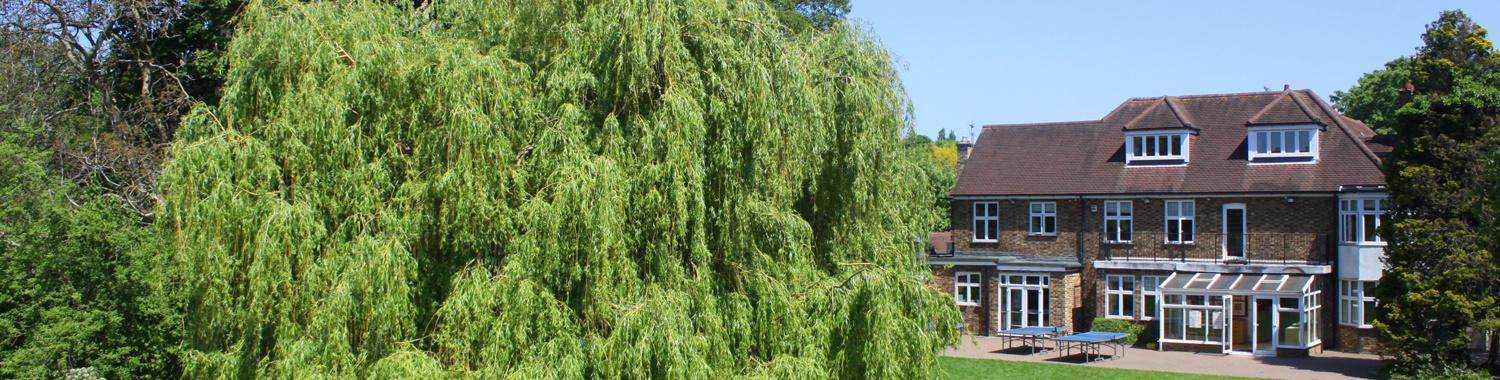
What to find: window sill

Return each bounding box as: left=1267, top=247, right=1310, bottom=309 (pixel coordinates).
left=1338, top=323, right=1374, bottom=329
left=1163, top=241, right=1195, bottom=245
left=1104, top=240, right=1134, bottom=245
left=972, top=239, right=998, bottom=243
left=1104, top=315, right=1136, bottom=321
left=956, top=302, right=980, bottom=307
left=1338, top=241, right=1388, bottom=247
left=1028, top=233, right=1057, bottom=237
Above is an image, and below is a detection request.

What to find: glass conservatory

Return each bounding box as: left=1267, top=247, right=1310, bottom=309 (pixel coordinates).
left=1156, top=272, right=1322, bottom=355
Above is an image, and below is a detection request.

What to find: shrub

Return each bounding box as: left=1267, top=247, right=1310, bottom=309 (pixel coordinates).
left=1089, top=318, right=1146, bottom=346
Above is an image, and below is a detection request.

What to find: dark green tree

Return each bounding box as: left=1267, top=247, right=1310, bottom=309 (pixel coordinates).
left=1332, top=57, right=1414, bottom=135
left=0, top=137, right=182, bottom=378
left=768, top=0, right=850, bottom=32
left=1376, top=10, right=1500, bottom=377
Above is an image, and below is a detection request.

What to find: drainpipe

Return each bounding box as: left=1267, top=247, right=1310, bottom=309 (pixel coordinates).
left=1076, top=195, right=1086, bottom=264
left=1076, top=195, right=1087, bottom=333
left=1327, top=192, right=1339, bottom=351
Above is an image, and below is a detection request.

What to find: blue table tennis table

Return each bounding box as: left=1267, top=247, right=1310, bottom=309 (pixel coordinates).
left=1051, top=331, right=1129, bottom=363
left=996, top=326, right=1068, bottom=354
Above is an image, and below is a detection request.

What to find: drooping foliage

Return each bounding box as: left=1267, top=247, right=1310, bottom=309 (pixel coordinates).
left=1374, top=10, right=1500, bottom=377
left=159, top=0, right=961, bottom=377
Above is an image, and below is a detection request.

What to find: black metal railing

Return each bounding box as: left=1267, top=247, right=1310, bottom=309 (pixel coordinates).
left=1097, top=232, right=1329, bottom=265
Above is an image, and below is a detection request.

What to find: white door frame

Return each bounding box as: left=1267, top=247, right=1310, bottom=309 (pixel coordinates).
left=1252, top=296, right=1278, bottom=355
left=998, top=273, right=1049, bottom=330
left=1222, top=203, right=1247, bottom=260
left=1220, top=295, right=1232, bottom=354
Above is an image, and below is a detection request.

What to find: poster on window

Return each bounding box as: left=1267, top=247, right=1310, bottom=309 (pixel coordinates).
left=1211, top=311, right=1223, bottom=327
left=1188, top=310, right=1203, bottom=328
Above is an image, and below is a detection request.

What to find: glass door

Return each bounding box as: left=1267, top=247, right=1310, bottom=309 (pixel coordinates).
left=1223, top=204, right=1246, bottom=260
left=1219, top=296, right=1232, bottom=354
left=1253, top=297, right=1276, bottom=355
left=1005, top=288, right=1025, bottom=329
left=1230, top=296, right=1253, bottom=353
left=1000, top=273, right=1049, bottom=330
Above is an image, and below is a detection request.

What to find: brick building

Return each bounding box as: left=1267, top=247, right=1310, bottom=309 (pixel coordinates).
left=928, top=88, right=1391, bottom=356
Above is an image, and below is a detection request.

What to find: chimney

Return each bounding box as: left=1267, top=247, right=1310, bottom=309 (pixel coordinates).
left=956, top=135, right=973, bottom=174
left=1283, top=84, right=1291, bottom=91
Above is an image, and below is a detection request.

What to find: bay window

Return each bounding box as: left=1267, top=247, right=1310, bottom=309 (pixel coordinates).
left=1340, top=197, right=1388, bottom=244
left=1339, top=280, right=1377, bottom=327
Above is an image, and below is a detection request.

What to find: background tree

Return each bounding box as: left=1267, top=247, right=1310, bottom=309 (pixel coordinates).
left=1374, top=10, right=1500, bottom=377
left=904, top=131, right=956, bottom=232
left=160, top=0, right=960, bottom=377
left=0, top=136, right=181, bottom=378
left=768, top=0, right=849, bottom=32
left=923, top=140, right=956, bottom=231
left=1332, top=57, right=1413, bottom=135
left=1, top=0, right=244, bottom=218
left=1, top=0, right=242, bottom=377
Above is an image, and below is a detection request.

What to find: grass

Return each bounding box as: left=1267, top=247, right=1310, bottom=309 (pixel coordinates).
left=938, top=356, right=1256, bottom=380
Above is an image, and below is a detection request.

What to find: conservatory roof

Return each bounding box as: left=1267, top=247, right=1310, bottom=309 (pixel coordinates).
left=1159, top=272, right=1314, bottom=296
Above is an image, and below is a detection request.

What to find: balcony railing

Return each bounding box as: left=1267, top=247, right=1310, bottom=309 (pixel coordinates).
left=1097, top=232, right=1330, bottom=265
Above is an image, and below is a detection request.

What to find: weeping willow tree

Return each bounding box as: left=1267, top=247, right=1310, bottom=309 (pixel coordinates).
left=158, top=0, right=961, bottom=377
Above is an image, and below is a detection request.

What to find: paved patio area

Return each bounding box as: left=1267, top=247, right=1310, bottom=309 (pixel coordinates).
left=945, top=335, right=1386, bottom=379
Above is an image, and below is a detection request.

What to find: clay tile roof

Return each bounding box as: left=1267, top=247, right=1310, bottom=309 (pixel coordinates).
left=951, top=90, right=1387, bottom=197
left=1122, top=96, right=1195, bottom=131
left=1247, top=90, right=1325, bottom=126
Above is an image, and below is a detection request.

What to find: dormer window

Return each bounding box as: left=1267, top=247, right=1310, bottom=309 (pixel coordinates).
left=1248, top=125, right=1319, bottom=163
left=1125, top=131, right=1191, bottom=165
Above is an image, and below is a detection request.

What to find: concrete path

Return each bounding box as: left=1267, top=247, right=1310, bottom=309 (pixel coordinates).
left=945, top=335, right=1386, bottom=379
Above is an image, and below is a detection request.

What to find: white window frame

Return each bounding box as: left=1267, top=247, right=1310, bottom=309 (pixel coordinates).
left=1159, top=293, right=1229, bottom=345
left=1339, top=280, right=1377, bottom=328
left=954, top=272, right=982, bottom=306
left=1340, top=196, right=1388, bottom=245
left=1103, top=200, right=1133, bottom=243
left=1105, top=274, right=1136, bottom=319
left=972, top=202, right=999, bottom=242
left=1248, top=125, right=1320, bottom=162
left=1164, top=200, right=1195, bottom=244
left=1028, top=202, right=1057, bottom=236
left=1141, top=275, right=1168, bottom=320
left=1304, top=291, right=1323, bottom=347
left=1125, top=131, right=1191, bottom=165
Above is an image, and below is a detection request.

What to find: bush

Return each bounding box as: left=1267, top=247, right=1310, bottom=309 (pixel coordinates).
left=1089, top=318, right=1146, bottom=346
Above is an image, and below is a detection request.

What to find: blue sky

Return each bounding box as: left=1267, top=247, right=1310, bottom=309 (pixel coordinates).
left=848, top=1, right=1500, bottom=140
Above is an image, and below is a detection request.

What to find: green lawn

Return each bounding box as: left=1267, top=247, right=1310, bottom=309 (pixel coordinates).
left=938, top=356, right=1256, bottom=380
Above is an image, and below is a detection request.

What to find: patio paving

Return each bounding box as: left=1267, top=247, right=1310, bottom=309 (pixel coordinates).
left=945, top=335, right=1386, bottom=379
